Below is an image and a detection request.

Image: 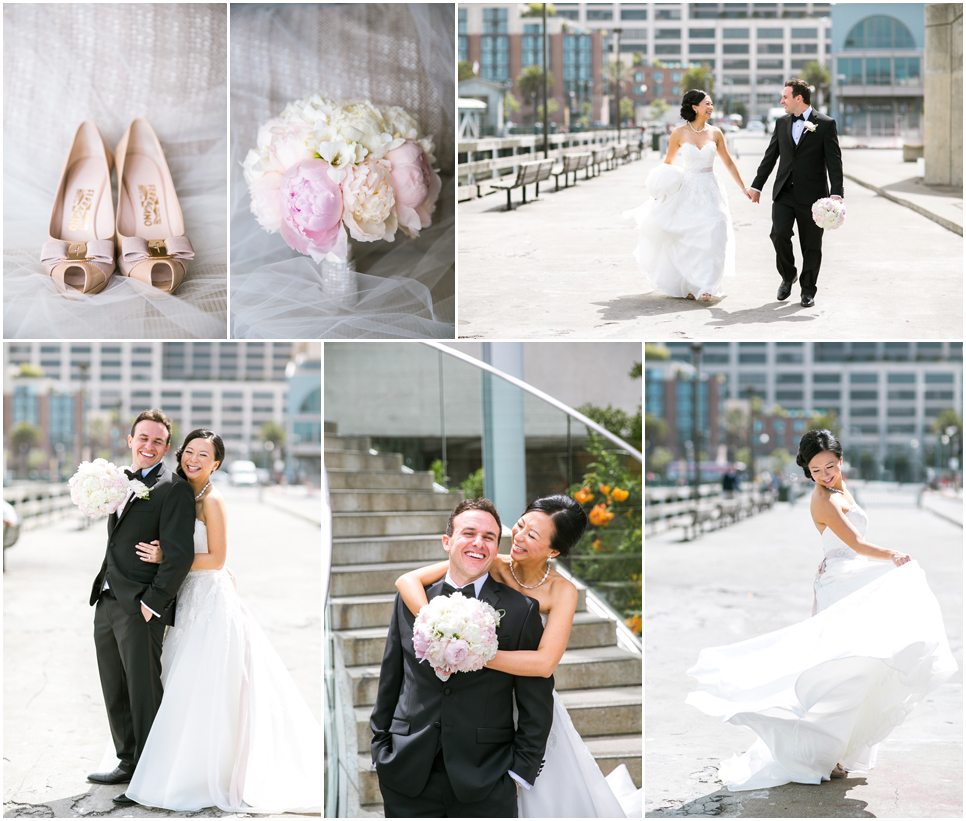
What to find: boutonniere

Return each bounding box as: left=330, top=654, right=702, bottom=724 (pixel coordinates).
left=802, top=120, right=817, bottom=134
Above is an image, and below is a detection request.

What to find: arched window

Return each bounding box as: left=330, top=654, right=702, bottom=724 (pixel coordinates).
left=299, top=388, right=321, bottom=413
left=843, top=15, right=915, bottom=49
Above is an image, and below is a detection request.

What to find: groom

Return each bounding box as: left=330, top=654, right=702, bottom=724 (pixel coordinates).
left=370, top=498, right=554, bottom=817
left=86, top=409, right=195, bottom=803
left=749, top=78, right=844, bottom=308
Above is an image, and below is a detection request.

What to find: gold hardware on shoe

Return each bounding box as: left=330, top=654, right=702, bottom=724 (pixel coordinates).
left=147, top=240, right=170, bottom=259
left=67, top=242, right=89, bottom=261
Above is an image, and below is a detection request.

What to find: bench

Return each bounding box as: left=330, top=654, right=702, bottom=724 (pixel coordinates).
left=551, top=152, right=592, bottom=190
left=489, top=159, right=555, bottom=211
left=682, top=502, right=719, bottom=541
left=611, top=143, right=629, bottom=168
left=591, top=146, right=612, bottom=177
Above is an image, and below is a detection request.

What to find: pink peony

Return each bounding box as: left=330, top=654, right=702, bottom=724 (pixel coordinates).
left=387, top=140, right=441, bottom=238
left=341, top=158, right=398, bottom=243
left=249, top=171, right=284, bottom=233
left=279, top=159, right=347, bottom=262
left=443, top=639, right=469, bottom=668
left=412, top=625, right=431, bottom=657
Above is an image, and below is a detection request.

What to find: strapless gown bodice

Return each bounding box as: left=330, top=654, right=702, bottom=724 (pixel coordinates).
left=677, top=141, right=717, bottom=172
left=821, top=504, right=868, bottom=560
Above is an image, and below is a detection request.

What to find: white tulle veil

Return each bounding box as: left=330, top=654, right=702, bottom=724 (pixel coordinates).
left=3, top=4, right=228, bottom=339
left=229, top=3, right=455, bottom=339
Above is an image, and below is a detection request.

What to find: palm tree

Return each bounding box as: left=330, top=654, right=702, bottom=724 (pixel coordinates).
left=682, top=64, right=715, bottom=97
left=517, top=65, right=552, bottom=125
left=800, top=60, right=830, bottom=110
left=605, top=60, right=635, bottom=123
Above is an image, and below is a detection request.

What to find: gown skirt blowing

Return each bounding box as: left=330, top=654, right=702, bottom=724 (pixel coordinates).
left=624, top=142, right=735, bottom=298
left=685, top=505, right=957, bottom=792
left=126, top=521, right=321, bottom=813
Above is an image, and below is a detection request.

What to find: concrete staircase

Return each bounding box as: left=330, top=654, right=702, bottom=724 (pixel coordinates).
left=325, top=425, right=642, bottom=817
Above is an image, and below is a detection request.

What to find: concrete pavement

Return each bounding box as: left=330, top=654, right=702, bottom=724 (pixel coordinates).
left=457, top=135, right=963, bottom=339
left=2, top=485, right=321, bottom=818
left=645, top=484, right=962, bottom=817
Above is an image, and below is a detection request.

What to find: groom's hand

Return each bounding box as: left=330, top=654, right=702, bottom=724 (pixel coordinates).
left=748, top=189, right=760, bottom=203
left=141, top=603, right=153, bottom=622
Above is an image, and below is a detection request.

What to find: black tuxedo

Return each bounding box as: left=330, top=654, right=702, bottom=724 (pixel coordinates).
left=370, top=575, right=554, bottom=817
left=90, top=461, right=195, bottom=771
left=751, top=109, right=844, bottom=298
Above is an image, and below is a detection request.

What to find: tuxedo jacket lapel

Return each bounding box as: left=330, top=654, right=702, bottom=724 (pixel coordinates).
left=114, top=462, right=164, bottom=528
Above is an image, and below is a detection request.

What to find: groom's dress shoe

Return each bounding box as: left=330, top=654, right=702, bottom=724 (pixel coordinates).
left=801, top=294, right=815, bottom=308
left=87, top=767, right=132, bottom=785
left=112, top=793, right=137, bottom=806
left=777, top=276, right=797, bottom=301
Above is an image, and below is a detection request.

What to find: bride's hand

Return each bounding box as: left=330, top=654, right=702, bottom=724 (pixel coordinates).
left=226, top=567, right=237, bottom=590
left=137, top=540, right=163, bottom=563
left=891, top=552, right=911, bottom=567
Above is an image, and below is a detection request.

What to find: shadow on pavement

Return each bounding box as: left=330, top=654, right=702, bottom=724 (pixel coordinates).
left=647, top=778, right=875, bottom=818
left=882, top=177, right=963, bottom=199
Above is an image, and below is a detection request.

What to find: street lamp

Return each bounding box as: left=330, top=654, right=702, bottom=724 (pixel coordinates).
left=541, top=1, right=550, bottom=159
left=691, top=343, right=703, bottom=508
left=613, top=27, right=623, bottom=142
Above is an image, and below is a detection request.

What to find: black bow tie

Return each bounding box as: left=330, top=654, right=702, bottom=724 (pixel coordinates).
left=124, top=469, right=142, bottom=480
left=442, top=582, right=476, bottom=599
left=795, top=114, right=807, bottom=121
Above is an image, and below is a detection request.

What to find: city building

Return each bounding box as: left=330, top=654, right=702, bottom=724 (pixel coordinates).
left=3, top=342, right=320, bottom=479
left=285, top=343, right=322, bottom=480
left=656, top=342, right=963, bottom=475
left=459, top=3, right=607, bottom=129
left=550, top=2, right=832, bottom=121
left=644, top=356, right=723, bottom=463
left=830, top=4, right=925, bottom=137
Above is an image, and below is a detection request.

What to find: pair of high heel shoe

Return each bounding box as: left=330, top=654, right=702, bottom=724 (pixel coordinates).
left=42, top=119, right=193, bottom=295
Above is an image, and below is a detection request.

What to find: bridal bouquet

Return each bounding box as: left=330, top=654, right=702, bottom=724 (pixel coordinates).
left=244, top=93, right=442, bottom=263
left=412, top=593, right=502, bottom=682
left=812, top=197, right=846, bottom=230
left=69, top=459, right=149, bottom=517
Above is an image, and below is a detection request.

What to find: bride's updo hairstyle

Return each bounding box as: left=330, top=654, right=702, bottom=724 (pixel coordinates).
left=795, top=429, right=843, bottom=481
left=175, top=428, right=226, bottom=480
left=680, top=89, right=708, bottom=122
left=524, top=495, right=589, bottom=558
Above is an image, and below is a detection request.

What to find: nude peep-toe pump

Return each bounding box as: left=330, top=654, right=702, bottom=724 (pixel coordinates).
left=41, top=121, right=116, bottom=294
left=115, top=118, right=193, bottom=295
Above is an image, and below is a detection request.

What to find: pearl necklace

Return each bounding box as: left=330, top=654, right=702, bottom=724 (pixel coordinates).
left=687, top=121, right=708, bottom=133
left=509, top=557, right=551, bottom=589
left=194, top=480, right=211, bottom=500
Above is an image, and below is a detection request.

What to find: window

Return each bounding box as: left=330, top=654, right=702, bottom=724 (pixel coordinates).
left=725, top=75, right=750, bottom=85
left=757, top=28, right=783, bottom=38
left=758, top=43, right=784, bottom=54
left=776, top=390, right=803, bottom=401
left=887, top=407, right=915, bottom=418
left=723, top=28, right=749, bottom=38
left=672, top=84, right=680, bottom=95
left=758, top=59, right=783, bottom=69
left=482, top=7, right=507, bottom=33
left=888, top=390, right=916, bottom=401
left=656, top=7, right=681, bottom=20
left=458, top=7, right=466, bottom=34
left=894, top=57, right=921, bottom=86
left=925, top=390, right=954, bottom=401
left=586, top=8, right=613, bottom=21
left=724, top=59, right=749, bottom=69
left=655, top=44, right=681, bottom=54
left=653, top=71, right=664, bottom=81
left=850, top=390, right=878, bottom=401
left=850, top=373, right=879, bottom=384
left=814, top=390, right=841, bottom=401
left=839, top=56, right=863, bottom=84
left=791, top=28, right=818, bottom=38
left=739, top=353, right=766, bottom=364
left=925, top=373, right=954, bottom=384
left=723, top=43, right=749, bottom=54
left=844, top=15, right=915, bottom=50
left=813, top=373, right=840, bottom=383
left=671, top=71, right=681, bottom=81
left=689, top=28, right=715, bottom=38
left=791, top=43, right=818, bottom=54
left=622, top=9, right=648, bottom=20
left=865, top=57, right=892, bottom=85
left=690, top=43, right=715, bottom=54
left=887, top=373, right=916, bottom=384
left=656, top=28, right=681, bottom=39
left=758, top=75, right=784, bottom=85
left=852, top=407, right=878, bottom=418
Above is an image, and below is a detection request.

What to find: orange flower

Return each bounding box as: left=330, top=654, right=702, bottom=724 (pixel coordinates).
left=575, top=486, right=594, bottom=504
left=599, top=484, right=611, bottom=495
left=592, top=539, right=601, bottom=550
left=589, top=503, right=615, bottom=527
left=611, top=487, right=629, bottom=502
left=625, top=614, right=643, bottom=634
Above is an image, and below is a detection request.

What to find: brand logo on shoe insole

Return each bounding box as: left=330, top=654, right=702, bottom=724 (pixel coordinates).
left=69, top=189, right=94, bottom=231
left=138, top=185, right=162, bottom=226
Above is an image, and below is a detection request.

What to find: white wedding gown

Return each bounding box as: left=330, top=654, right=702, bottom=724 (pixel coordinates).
left=518, top=615, right=642, bottom=818
left=624, top=143, right=735, bottom=298
left=126, top=520, right=321, bottom=812
left=686, top=500, right=957, bottom=791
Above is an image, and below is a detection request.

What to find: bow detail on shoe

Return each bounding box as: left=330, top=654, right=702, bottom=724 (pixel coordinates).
left=119, top=236, right=194, bottom=274
left=41, top=239, right=114, bottom=275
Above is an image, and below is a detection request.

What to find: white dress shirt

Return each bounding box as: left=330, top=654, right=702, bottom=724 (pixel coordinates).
left=791, top=104, right=813, bottom=145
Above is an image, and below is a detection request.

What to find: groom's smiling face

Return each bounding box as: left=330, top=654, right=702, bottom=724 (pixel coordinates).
left=442, top=509, right=501, bottom=586
left=128, top=420, right=170, bottom=471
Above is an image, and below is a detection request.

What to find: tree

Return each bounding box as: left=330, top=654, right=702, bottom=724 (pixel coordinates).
left=800, top=60, right=830, bottom=110
left=619, top=97, right=635, bottom=123
left=535, top=98, right=560, bottom=121
left=458, top=61, right=476, bottom=81
left=521, top=2, right=555, bottom=17
left=644, top=343, right=670, bottom=360
left=682, top=64, right=715, bottom=97
left=16, top=363, right=44, bottom=378
left=807, top=411, right=841, bottom=439
left=648, top=98, right=670, bottom=122
left=10, top=421, right=41, bottom=476
left=258, top=421, right=286, bottom=468
left=723, top=406, right=748, bottom=461
left=517, top=65, right=553, bottom=124
left=732, top=100, right=748, bottom=122
left=605, top=60, right=635, bottom=115
left=503, top=91, right=521, bottom=118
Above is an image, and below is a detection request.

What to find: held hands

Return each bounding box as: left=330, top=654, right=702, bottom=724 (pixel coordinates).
left=745, top=188, right=760, bottom=203
left=892, top=552, right=912, bottom=567
left=137, top=540, right=163, bottom=563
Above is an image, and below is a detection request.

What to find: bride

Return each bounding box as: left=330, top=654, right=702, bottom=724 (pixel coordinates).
left=625, top=89, right=751, bottom=301
left=686, top=429, right=957, bottom=791
left=121, top=429, right=321, bottom=812
left=395, top=494, right=640, bottom=818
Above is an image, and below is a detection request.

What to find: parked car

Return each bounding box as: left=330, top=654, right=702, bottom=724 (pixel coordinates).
left=745, top=120, right=766, bottom=133
left=229, top=460, right=259, bottom=486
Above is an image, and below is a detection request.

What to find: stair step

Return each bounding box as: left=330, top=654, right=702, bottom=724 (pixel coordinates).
left=328, top=585, right=587, bottom=630
left=348, top=645, right=640, bottom=707
left=355, top=733, right=641, bottom=807
left=352, top=685, right=641, bottom=751
left=332, top=511, right=452, bottom=538
left=327, top=469, right=435, bottom=491
left=324, top=434, right=371, bottom=452
left=324, top=450, right=403, bottom=471
left=330, top=489, right=459, bottom=513
left=337, top=610, right=617, bottom=666
left=331, top=536, right=446, bottom=566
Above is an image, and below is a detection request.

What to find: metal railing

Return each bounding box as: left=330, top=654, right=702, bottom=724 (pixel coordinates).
left=645, top=483, right=778, bottom=540
left=2, top=483, right=90, bottom=531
